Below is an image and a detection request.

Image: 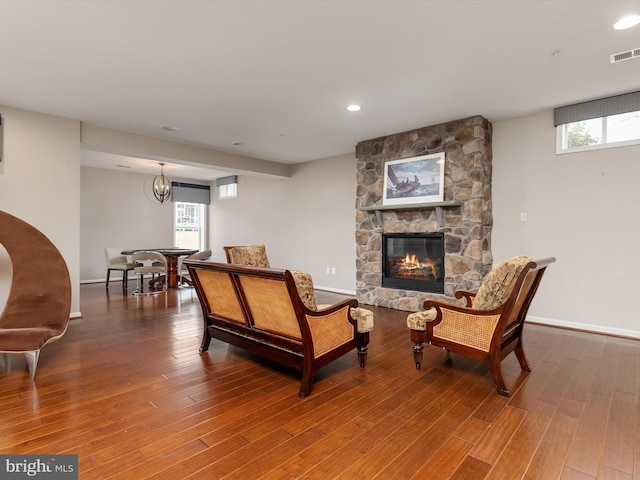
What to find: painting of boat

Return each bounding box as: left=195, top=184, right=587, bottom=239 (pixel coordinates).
left=382, top=153, right=445, bottom=205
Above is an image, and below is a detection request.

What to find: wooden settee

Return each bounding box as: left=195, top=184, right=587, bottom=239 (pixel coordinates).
left=185, top=260, right=372, bottom=397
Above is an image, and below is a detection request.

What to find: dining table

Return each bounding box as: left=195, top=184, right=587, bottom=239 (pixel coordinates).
left=121, top=248, right=198, bottom=288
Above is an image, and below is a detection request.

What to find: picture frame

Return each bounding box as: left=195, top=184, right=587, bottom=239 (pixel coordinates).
left=382, top=152, right=445, bottom=205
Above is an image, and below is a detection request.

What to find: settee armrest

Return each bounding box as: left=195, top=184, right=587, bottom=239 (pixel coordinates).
left=316, top=302, right=374, bottom=334
left=304, top=299, right=358, bottom=359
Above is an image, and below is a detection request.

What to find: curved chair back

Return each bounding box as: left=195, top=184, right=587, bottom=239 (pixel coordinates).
left=0, top=210, right=71, bottom=379
left=132, top=251, right=168, bottom=295
left=188, top=249, right=212, bottom=262
left=178, top=250, right=212, bottom=287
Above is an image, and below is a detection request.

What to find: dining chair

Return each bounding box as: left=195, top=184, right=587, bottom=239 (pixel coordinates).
left=178, top=249, right=212, bottom=286
left=132, top=251, right=168, bottom=295
left=104, top=247, right=134, bottom=290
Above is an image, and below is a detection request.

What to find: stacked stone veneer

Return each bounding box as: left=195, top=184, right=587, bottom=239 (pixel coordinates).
left=355, top=115, right=493, bottom=312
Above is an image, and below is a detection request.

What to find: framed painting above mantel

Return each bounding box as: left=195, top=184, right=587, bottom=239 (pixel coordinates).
left=382, top=152, right=445, bottom=205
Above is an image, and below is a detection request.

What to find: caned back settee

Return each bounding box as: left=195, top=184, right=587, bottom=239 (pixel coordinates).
left=185, top=260, right=373, bottom=397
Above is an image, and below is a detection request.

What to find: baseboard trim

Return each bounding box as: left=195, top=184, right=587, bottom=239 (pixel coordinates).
left=314, top=286, right=357, bottom=296
left=81, top=277, right=133, bottom=285
left=527, top=315, right=640, bottom=340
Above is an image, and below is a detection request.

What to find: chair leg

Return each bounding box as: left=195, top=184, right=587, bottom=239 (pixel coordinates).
left=24, top=350, right=40, bottom=380
left=514, top=341, right=531, bottom=372
left=488, top=355, right=509, bottom=396
left=106, top=269, right=111, bottom=288
left=412, top=342, right=424, bottom=370
left=134, top=274, right=144, bottom=295
left=357, top=344, right=368, bottom=368
left=299, top=368, right=315, bottom=398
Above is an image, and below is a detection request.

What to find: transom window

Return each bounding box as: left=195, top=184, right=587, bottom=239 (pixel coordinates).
left=556, top=110, right=640, bottom=154
left=554, top=91, right=640, bottom=154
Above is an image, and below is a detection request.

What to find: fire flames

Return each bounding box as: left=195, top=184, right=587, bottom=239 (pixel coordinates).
left=394, top=253, right=437, bottom=278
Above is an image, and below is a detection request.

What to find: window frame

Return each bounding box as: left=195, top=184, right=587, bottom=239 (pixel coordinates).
left=173, top=201, right=207, bottom=251
left=556, top=110, right=640, bottom=155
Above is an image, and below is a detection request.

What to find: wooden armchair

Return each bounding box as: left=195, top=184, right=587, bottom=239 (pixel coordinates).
left=407, top=255, right=556, bottom=396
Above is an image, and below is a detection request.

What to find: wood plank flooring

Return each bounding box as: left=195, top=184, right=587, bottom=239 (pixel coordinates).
left=1, top=283, right=638, bottom=479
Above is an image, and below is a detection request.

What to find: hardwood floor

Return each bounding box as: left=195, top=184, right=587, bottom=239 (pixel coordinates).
left=1, top=283, right=638, bottom=479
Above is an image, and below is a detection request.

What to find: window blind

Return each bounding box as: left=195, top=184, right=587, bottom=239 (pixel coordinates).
left=215, top=175, right=237, bottom=187
left=171, top=182, right=210, bottom=205
left=554, top=91, right=640, bottom=126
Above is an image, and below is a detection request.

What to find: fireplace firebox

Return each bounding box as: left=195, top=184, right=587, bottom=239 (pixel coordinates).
left=382, top=233, right=445, bottom=293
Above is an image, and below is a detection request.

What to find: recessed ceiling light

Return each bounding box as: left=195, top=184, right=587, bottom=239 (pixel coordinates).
left=614, top=14, right=640, bottom=30
left=162, top=125, right=180, bottom=132
left=346, top=104, right=362, bottom=112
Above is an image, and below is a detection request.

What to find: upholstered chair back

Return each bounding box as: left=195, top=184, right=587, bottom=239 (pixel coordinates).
left=473, top=255, right=532, bottom=311
left=224, top=245, right=270, bottom=268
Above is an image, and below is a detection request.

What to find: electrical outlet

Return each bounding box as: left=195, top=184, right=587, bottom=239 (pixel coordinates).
left=331, top=267, right=336, bottom=275
left=326, top=267, right=331, bottom=274
left=520, top=212, right=528, bottom=222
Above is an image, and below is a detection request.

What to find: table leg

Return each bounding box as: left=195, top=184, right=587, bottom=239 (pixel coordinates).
left=166, top=256, right=179, bottom=288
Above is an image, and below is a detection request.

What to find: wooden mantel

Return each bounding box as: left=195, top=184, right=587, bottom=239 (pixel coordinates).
left=359, top=201, right=463, bottom=212
left=359, top=201, right=463, bottom=226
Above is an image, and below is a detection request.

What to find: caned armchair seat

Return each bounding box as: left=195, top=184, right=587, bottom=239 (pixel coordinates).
left=0, top=211, right=72, bottom=379
left=224, top=244, right=374, bottom=333
left=407, top=255, right=556, bottom=396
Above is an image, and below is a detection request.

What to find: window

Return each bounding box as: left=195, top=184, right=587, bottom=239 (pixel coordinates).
left=556, top=110, right=640, bottom=154
left=216, top=175, right=238, bottom=199
left=174, top=202, right=206, bottom=250
left=555, top=91, right=640, bottom=154
left=218, top=182, right=237, bottom=199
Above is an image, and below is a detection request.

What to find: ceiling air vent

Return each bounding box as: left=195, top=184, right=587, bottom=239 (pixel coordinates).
left=610, top=48, right=640, bottom=64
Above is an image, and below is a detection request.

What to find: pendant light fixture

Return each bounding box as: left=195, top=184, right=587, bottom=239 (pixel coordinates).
left=152, top=163, right=171, bottom=204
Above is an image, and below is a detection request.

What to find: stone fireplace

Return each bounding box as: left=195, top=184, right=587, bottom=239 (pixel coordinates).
left=382, top=232, right=444, bottom=293
left=355, top=115, right=493, bottom=312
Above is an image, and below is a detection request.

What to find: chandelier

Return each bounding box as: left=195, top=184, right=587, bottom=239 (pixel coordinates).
left=152, top=163, right=171, bottom=204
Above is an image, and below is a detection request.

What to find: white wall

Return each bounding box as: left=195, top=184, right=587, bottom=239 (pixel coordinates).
left=493, top=111, right=640, bottom=337
left=0, top=105, right=81, bottom=314
left=80, top=167, right=177, bottom=281
left=209, top=153, right=357, bottom=293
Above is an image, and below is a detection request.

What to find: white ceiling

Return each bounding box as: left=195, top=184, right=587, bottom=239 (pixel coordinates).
left=1, top=1, right=639, bottom=180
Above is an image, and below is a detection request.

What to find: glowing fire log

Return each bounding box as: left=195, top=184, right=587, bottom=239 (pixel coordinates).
left=393, top=253, right=437, bottom=278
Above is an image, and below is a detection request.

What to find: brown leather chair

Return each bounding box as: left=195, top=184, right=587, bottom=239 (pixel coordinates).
left=0, top=211, right=71, bottom=379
